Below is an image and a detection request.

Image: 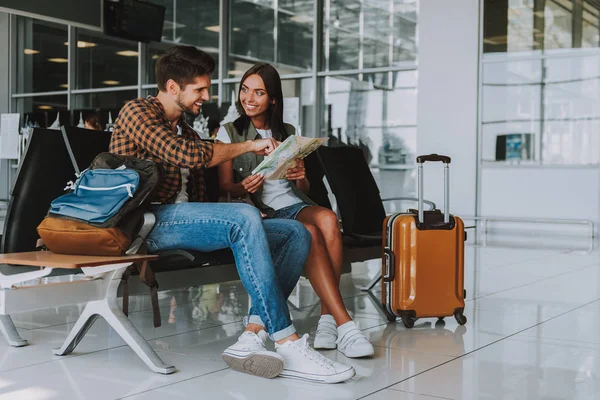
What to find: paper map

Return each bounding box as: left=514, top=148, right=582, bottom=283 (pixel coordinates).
left=252, top=136, right=328, bottom=180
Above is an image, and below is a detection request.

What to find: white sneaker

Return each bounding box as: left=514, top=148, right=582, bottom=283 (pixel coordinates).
left=222, top=330, right=284, bottom=379
left=336, top=321, right=375, bottom=358
left=314, top=314, right=338, bottom=350
left=276, top=334, right=355, bottom=384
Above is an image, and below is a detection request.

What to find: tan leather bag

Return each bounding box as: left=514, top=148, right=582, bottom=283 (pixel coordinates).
left=37, top=217, right=131, bottom=256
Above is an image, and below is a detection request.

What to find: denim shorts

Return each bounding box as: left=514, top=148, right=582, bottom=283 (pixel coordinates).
left=272, top=202, right=311, bottom=220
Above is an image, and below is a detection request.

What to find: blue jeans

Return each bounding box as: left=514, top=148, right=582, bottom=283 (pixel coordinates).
left=272, top=202, right=311, bottom=220
left=145, top=202, right=311, bottom=341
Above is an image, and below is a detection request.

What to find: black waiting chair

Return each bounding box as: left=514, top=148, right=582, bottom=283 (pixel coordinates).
left=303, top=151, right=333, bottom=210
left=2, top=129, right=80, bottom=266
left=62, top=126, right=112, bottom=172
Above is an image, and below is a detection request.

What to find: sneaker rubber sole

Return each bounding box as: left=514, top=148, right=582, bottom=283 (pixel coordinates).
left=313, top=340, right=337, bottom=350
left=338, top=344, right=375, bottom=358
left=279, top=365, right=356, bottom=384
left=222, top=351, right=284, bottom=379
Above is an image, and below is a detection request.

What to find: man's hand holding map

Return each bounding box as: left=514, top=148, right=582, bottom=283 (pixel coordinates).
left=252, top=136, right=328, bottom=180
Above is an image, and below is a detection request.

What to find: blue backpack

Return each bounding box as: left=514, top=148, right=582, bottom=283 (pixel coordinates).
left=37, top=152, right=159, bottom=256
left=50, top=167, right=141, bottom=224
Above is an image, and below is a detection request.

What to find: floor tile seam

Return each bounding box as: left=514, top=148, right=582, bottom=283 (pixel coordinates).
left=0, top=322, right=227, bottom=373
left=480, top=257, right=600, bottom=275
left=356, top=296, right=600, bottom=400
left=370, top=343, right=458, bottom=358
left=385, top=388, right=454, bottom=400
left=20, top=302, right=221, bottom=332
left=116, top=366, right=231, bottom=399
left=476, top=255, right=561, bottom=271
left=514, top=332, right=600, bottom=347
left=0, top=339, right=227, bottom=377
left=0, top=343, right=131, bottom=373
left=467, top=263, right=600, bottom=302
left=14, top=304, right=171, bottom=331
left=472, top=258, right=600, bottom=284
left=472, top=244, right=590, bottom=255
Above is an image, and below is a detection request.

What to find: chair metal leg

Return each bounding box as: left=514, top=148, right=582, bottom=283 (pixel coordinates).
left=365, top=289, right=392, bottom=321
left=52, top=307, right=99, bottom=356
left=53, top=265, right=176, bottom=375
left=360, top=270, right=382, bottom=292
left=0, top=314, right=27, bottom=347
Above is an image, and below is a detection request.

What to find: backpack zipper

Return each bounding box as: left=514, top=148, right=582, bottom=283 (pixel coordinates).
left=78, top=183, right=136, bottom=197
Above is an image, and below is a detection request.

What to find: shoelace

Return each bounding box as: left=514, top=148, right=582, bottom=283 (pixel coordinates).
left=240, top=332, right=264, bottom=348
left=293, top=334, right=335, bottom=369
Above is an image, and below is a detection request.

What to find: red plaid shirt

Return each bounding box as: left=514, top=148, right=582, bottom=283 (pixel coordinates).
left=109, top=96, right=214, bottom=203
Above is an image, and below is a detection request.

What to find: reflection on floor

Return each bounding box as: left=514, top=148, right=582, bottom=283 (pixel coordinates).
left=2, top=239, right=600, bottom=399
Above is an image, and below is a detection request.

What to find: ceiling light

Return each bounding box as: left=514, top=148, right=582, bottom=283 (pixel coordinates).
left=59, top=84, right=68, bottom=88
left=63, top=41, right=97, bottom=48
left=290, top=15, right=313, bottom=24
left=38, top=105, right=53, bottom=110
left=152, top=54, right=161, bottom=60
left=102, top=80, right=120, bottom=85
left=48, top=57, right=69, bottom=63
left=205, top=25, right=220, bottom=33
left=229, top=70, right=244, bottom=76
left=483, top=35, right=508, bottom=45
left=23, top=49, right=39, bottom=55
left=233, top=27, right=240, bottom=32
left=116, top=50, right=139, bottom=57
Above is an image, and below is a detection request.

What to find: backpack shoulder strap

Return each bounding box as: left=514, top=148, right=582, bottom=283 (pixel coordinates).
left=60, top=126, right=80, bottom=176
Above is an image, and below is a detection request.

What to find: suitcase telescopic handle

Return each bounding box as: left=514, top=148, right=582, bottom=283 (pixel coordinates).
left=417, top=154, right=450, bottom=224
left=383, top=247, right=395, bottom=282
left=416, top=154, right=451, bottom=164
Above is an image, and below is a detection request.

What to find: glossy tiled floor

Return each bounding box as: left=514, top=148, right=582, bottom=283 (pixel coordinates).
left=3, top=240, right=600, bottom=399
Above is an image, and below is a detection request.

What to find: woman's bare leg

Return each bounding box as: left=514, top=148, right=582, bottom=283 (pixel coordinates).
left=297, top=206, right=350, bottom=325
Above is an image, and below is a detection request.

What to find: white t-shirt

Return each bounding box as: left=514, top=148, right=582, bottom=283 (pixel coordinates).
left=216, top=126, right=302, bottom=210
left=175, top=125, right=190, bottom=203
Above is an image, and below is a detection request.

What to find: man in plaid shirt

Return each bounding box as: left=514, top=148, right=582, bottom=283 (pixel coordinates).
left=110, top=46, right=354, bottom=383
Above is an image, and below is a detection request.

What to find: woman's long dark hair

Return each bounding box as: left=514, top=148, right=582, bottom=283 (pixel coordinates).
left=233, top=63, right=289, bottom=141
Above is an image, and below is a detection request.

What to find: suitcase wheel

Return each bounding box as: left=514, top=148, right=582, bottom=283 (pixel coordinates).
left=401, top=316, right=416, bottom=329
left=454, top=312, right=467, bottom=325
left=435, top=317, right=446, bottom=328
left=382, top=305, right=397, bottom=322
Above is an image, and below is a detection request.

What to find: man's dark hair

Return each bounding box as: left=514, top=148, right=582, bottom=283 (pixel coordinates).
left=155, top=46, right=215, bottom=91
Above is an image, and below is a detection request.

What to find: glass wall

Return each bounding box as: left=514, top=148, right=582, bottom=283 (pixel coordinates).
left=15, top=19, right=68, bottom=93
left=75, top=30, right=138, bottom=89
left=482, top=0, right=600, bottom=165
left=10, top=1, right=419, bottom=193
left=322, top=0, right=417, bottom=71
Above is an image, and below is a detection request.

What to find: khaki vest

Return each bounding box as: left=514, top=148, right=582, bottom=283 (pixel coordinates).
left=222, top=121, right=316, bottom=218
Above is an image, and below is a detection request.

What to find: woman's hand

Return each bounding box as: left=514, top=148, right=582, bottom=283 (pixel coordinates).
left=286, top=159, right=306, bottom=181
left=241, top=174, right=265, bottom=193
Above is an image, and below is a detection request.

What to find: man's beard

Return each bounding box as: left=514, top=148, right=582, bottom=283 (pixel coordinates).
left=176, top=93, right=201, bottom=116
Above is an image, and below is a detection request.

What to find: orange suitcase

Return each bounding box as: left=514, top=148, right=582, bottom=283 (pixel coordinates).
left=381, top=154, right=467, bottom=328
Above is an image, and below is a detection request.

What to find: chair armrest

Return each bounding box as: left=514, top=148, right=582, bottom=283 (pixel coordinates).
left=126, top=212, right=156, bottom=255
left=381, top=197, right=436, bottom=210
